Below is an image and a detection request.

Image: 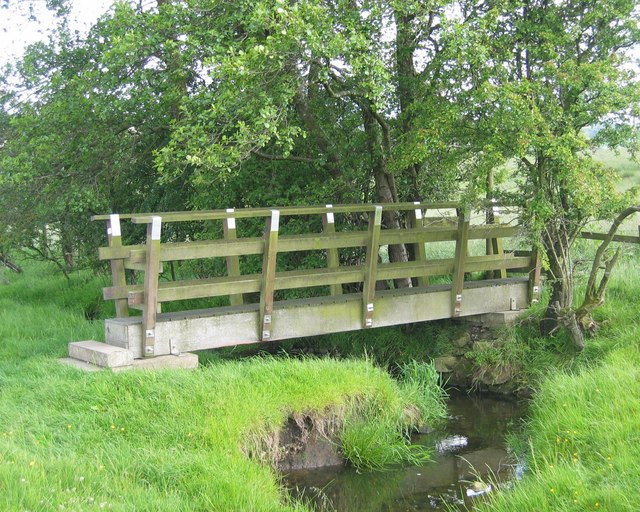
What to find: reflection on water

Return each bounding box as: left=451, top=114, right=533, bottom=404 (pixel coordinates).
left=283, top=392, right=526, bottom=511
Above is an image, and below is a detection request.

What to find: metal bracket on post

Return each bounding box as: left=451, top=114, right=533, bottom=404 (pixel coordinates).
left=528, top=249, right=542, bottom=304
left=451, top=208, right=470, bottom=317
left=142, top=216, right=162, bottom=358
left=323, top=204, right=342, bottom=296
left=260, top=210, right=280, bottom=341
left=107, top=214, right=129, bottom=318
left=224, top=208, right=244, bottom=306
left=362, top=206, right=382, bottom=328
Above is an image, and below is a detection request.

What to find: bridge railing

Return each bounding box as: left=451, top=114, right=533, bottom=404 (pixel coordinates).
left=93, top=202, right=541, bottom=357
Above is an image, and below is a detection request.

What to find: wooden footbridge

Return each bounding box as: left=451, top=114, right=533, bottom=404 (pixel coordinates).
left=83, top=202, right=541, bottom=361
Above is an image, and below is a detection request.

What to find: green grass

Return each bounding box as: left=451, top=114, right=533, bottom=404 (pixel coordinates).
left=474, top=249, right=640, bottom=511
left=0, top=260, right=446, bottom=511
left=477, top=345, right=640, bottom=512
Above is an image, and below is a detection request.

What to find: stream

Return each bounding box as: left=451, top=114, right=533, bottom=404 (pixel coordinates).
left=283, top=391, right=527, bottom=511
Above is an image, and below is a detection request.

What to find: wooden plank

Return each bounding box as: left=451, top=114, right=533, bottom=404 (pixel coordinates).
left=126, top=275, right=262, bottom=304
left=323, top=204, right=342, bottom=296
left=106, top=214, right=129, bottom=318
left=223, top=209, right=244, bottom=306
left=410, top=202, right=429, bottom=287
left=124, top=238, right=264, bottom=262
left=95, top=200, right=518, bottom=223
left=98, top=224, right=520, bottom=264
left=260, top=211, right=280, bottom=341
left=123, top=256, right=530, bottom=304
left=581, top=232, right=640, bottom=244
left=126, top=202, right=464, bottom=224
left=451, top=208, right=470, bottom=317
left=142, top=216, right=162, bottom=358
left=362, top=206, right=382, bottom=328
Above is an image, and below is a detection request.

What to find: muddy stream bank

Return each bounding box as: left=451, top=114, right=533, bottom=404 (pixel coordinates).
left=283, top=392, right=526, bottom=511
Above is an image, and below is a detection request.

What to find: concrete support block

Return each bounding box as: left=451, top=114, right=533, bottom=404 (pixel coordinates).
left=464, top=310, right=525, bottom=327
left=68, top=340, right=133, bottom=368
left=113, top=353, right=199, bottom=372
left=58, top=358, right=102, bottom=372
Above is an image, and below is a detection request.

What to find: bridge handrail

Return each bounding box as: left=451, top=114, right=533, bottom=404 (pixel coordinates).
left=91, top=200, right=519, bottom=224
left=94, top=202, right=540, bottom=357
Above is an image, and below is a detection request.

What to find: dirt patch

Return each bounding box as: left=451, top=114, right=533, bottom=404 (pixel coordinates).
left=244, top=411, right=345, bottom=471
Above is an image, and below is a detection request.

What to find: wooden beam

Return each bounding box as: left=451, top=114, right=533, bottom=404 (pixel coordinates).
left=98, top=224, right=520, bottom=264
left=451, top=208, right=470, bottom=317
left=323, top=204, right=342, bottom=296
left=581, top=232, right=640, bottom=244
left=106, top=280, right=531, bottom=358
left=528, top=249, right=542, bottom=304
left=223, top=209, right=244, bottom=306
left=142, top=216, right=162, bottom=357
left=362, top=206, right=382, bottom=328
left=106, top=214, right=129, bottom=318
left=260, top=211, right=280, bottom=341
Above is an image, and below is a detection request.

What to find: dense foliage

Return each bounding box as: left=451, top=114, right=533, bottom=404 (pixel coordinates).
left=0, top=0, right=638, bottom=340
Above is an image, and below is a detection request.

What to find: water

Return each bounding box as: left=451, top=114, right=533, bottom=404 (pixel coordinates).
left=283, top=392, right=526, bottom=511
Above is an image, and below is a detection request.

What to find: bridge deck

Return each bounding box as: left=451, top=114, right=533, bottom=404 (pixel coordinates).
left=105, top=278, right=529, bottom=358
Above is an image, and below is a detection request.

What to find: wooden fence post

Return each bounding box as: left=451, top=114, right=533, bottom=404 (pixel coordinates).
left=107, top=214, right=129, bottom=318
left=452, top=207, right=470, bottom=317
left=260, top=210, right=280, bottom=341
left=322, top=204, right=342, bottom=296
left=362, top=206, right=383, bottom=328
left=142, top=216, right=162, bottom=357
left=223, top=208, right=244, bottom=306
left=410, top=201, right=429, bottom=287
left=485, top=201, right=507, bottom=279
left=528, top=248, right=542, bottom=304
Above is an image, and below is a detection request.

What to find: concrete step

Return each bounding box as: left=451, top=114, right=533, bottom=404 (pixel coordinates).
left=112, top=353, right=199, bottom=372
left=63, top=341, right=199, bottom=372
left=68, top=340, right=133, bottom=368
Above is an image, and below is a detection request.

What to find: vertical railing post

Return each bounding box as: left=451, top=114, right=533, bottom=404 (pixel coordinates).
left=486, top=201, right=506, bottom=279
left=451, top=207, right=470, bottom=317
left=322, top=204, right=342, bottom=296
left=142, top=216, right=162, bottom=358
left=107, top=214, right=129, bottom=318
left=362, top=206, right=383, bottom=328
left=260, top=210, right=280, bottom=341
left=410, top=201, right=429, bottom=287
left=223, top=208, right=244, bottom=306
left=528, top=248, right=542, bottom=304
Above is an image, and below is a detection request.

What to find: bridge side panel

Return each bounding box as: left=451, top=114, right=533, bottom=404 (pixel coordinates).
left=105, top=280, right=528, bottom=357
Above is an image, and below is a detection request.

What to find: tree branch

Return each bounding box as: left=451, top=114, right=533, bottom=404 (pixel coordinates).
left=251, top=149, right=317, bottom=164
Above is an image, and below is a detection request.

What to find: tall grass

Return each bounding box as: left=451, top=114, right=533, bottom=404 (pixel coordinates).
left=475, top=248, right=640, bottom=511
left=0, top=259, right=446, bottom=511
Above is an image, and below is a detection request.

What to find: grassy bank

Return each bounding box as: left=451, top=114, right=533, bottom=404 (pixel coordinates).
left=0, top=261, right=446, bottom=511
left=474, top=249, right=640, bottom=511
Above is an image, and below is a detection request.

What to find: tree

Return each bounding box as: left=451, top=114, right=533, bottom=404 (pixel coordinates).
left=473, top=0, right=639, bottom=348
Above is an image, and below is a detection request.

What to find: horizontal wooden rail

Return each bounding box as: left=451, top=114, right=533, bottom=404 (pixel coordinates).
left=581, top=231, right=640, bottom=244
left=91, top=201, right=520, bottom=223
left=103, top=253, right=532, bottom=305
left=97, top=225, right=522, bottom=265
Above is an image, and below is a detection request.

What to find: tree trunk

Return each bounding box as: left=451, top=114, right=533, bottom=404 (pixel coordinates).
left=539, top=224, right=585, bottom=350
left=394, top=10, right=422, bottom=202
left=362, top=109, right=412, bottom=289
